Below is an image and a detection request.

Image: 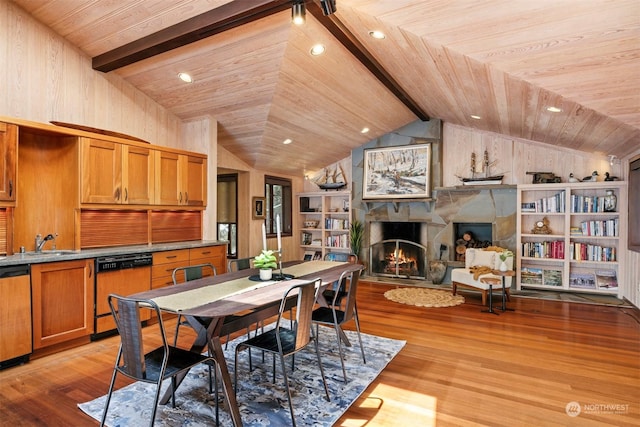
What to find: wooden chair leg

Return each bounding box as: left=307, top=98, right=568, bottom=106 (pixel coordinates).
left=506, top=288, right=511, bottom=301
left=452, top=283, right=457, bottom=295
left=481, top=290, right=487, bottom=306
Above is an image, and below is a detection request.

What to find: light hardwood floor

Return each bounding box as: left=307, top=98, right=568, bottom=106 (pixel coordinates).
left=0, top=282, right=638, bottom=426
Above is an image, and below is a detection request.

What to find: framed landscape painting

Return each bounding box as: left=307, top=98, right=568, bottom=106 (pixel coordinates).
left=363, top=144, right=431, bottom=199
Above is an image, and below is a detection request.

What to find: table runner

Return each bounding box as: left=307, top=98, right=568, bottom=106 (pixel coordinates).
left=151, top=260, right=346, bottom=312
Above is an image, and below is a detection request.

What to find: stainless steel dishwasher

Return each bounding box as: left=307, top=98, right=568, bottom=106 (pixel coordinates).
left=0, top=264, right=32, bottom=369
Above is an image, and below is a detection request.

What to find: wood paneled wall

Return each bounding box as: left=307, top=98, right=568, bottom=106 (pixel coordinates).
left=0, top=0, right=181, bottom=150
left=442, top=123, right=623, bottom=187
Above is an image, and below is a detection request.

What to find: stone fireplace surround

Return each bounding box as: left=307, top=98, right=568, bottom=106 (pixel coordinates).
left=357, top=186, right=517, bottom=282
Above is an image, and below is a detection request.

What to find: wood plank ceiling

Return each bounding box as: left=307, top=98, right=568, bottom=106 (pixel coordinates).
left=12, top=0, right=640, bottom=177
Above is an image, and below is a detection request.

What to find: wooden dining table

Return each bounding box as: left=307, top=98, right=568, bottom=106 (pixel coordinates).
left=127, top=260, right=360, bottom=427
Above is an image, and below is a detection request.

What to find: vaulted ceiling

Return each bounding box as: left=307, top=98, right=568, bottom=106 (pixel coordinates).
left=12, top=0, right=640, bottom=176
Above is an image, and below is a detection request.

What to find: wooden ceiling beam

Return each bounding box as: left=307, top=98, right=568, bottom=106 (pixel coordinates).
left=307, top=1, right=429, bottom=121
left=92, top=0, right=291, bottom=72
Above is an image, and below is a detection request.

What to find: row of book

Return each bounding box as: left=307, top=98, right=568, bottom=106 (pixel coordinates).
left=521, top=190, right=566, bottom=213
left=325, top=218, right=349, bottom=230
left=570, top=194, right=615, bottom=213
left=521, top=240, right=565, bottom=259
left=326, top=234, right=349, bottom=248
left=575, top=218, right=619, bottom=237
left=570, top=242, right=617, bottom=262
left=520, top=268, right=618, bottom=289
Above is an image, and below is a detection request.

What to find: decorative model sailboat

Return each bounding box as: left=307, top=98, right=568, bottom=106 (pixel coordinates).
left=315, top=164, right=347, bottom=190
left=458, top=150, right=504, bottom=185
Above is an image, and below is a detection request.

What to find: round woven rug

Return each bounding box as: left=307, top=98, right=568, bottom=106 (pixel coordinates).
left=384, top=287, right=465, bottom=307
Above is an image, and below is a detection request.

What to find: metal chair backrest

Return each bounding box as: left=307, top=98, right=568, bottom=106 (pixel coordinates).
left=172, top=263, right=216, bottom=285
left=332, top=265, right=364, bottom=322
left=108, top=294, right=166, bottom=379
left=277, top=278, right=321, bottom=354
left=227, top=257, right=253, bottom=272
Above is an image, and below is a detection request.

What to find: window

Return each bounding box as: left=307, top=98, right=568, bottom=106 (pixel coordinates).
left=265, top=176, right=292, bottom=237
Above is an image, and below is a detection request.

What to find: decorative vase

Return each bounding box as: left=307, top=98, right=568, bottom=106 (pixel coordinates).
left=259, top=269, right=272, bottom=281
left=499, top=260, right=508, bottom=272
left=604, top=190, right=617, bottom=212
left=428, top=260, right=447, bottom=284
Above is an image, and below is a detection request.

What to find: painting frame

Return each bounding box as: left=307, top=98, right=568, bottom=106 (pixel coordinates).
left=252, top=197, right=265, bottom=219
left=363, top=144, right=432, bottom=200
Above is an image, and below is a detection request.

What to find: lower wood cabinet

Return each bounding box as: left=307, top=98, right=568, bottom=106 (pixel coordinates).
left=190, top=245, right=226, bottom=274
left=0, top=267, right=31, bottom=365
left=31, top=259, right=94, bottom=349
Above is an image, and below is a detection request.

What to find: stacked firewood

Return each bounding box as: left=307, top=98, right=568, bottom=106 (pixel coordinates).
left=455, top=231, right=492, bottom=261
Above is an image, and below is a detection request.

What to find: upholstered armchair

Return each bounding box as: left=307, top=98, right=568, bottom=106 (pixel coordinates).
left=451, top=248, right=513, bottom=305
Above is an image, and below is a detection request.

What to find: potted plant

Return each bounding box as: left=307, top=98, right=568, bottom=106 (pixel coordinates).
left=254, top=249, right=278, bottom=280
left=349, top=219, right=364, bottom=262
left=499, top=249, right=514, bottom=271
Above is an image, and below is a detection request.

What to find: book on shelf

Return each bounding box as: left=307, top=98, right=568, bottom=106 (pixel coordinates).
left=303, top=250, right=315, bottom=261
left=568, top=272, right=596, bottom=289
left=520, top=267, right=543, bottom=285
left=595, top=269, right=618, bottom=288
left=569, top=226, right=582, bottom=236
left=312, top=251, right=322, bottom=260
left=301, top=232, right=312, bottom=245
left=543, top=269, right=563, bottom=287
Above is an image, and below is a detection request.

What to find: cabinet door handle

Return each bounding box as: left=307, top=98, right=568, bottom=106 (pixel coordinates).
left=9, top=179, right=12, bottom=197
left=124, top=188, right=128, bottom=202
left=167, top=255, right=177, bottom=259
left=201, top=251, right=211, bottom=255
left=115, top=187, right=121, bottom=201
left=179, top=192, right=183, bottom=203
left=88, top=263, right=93, bottom=278
left=185, top=192, right=189, bottom=203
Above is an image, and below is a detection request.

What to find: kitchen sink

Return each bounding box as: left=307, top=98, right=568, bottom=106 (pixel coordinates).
left=25, top=250, right=77, bottom=256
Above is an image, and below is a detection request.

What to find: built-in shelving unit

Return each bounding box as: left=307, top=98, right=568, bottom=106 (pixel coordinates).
left=298, top=191, right=350, bottom=260
left=516, top=182, right=627, bottom=297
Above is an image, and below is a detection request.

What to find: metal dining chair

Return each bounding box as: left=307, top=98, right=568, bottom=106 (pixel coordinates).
left=172, top=263, right=217, bottom=346
left=312, top=265, right=366, bottom=382
left=101, top=294, right=218, bottom=427
left=227, top=257, right=253, bottom=272
left=234, top=278, right=330, bottom=427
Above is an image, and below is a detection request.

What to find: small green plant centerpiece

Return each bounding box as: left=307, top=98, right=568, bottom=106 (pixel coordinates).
left=254, top=249, right=278, bottom=280
left=499, top=249, right=514, bottom=271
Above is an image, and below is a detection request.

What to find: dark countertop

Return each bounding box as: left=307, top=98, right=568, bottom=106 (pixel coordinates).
left=0, top=240, right=228, bottom=267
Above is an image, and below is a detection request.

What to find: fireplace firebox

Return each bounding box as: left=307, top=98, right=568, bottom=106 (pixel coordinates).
left=368, top=221, right=427, bottom=279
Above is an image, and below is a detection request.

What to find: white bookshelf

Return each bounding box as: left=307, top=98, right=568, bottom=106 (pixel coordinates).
left=298, top=191, right=350, bottom=260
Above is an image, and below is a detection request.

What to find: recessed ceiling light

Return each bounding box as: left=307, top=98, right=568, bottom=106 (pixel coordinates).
left=283, top=138, right=293, bottom=145
left=470, top=115, right=482, bottom=120
left=310, top=44, right=326, bottom=56
left=368, top=30, right=386, bottom=39
left=361, top=127, right=370, bottom=133
left=546, top=106, right=562, bottom=113
left=178, top=72, right=193, bottom=83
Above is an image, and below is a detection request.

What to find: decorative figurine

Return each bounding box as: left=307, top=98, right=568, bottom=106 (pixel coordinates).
left=531, top=217, right=552, bottom=234
left=604, top=190, right=617, bottom=212
left=604, top=172, right=619, bottom=181
left=568, top=173, right=580, bottom=183
left=526, top=171, right=561, bottom=184
left=581, top=171, right=599, bottom=182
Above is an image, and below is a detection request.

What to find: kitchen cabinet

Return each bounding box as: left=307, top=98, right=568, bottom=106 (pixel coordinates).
left=0, top=122, right=17, bottom=202
left=31, top=259, right=94, bottom=349
left=154, top=150, right=207, bottom=206
left=151, top=249, right=190, bottom=289
left=80, top=138, right=154, bottom=205
left=0, top=265, right=31, bottom=366
left=190, top=245, right=227, bottom=274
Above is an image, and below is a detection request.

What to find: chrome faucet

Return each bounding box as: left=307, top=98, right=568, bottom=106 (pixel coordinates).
left=35, top=233, right=56, bottom=253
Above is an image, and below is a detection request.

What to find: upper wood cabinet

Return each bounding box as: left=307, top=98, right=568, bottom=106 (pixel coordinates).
left=0, top=122, right=17, bottom=202
left=80, top=138, right=154, bottom=205
left=154, top=150, right=207, bottom=206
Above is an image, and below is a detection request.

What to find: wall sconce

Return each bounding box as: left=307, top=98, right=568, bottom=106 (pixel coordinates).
left=320, top=0, right=337, bottom=16
left=291, top=1, right=305, bottom=25
left=609, top=154, right=617, bottom=166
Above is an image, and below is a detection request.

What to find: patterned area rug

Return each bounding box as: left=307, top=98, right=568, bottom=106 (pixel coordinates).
left=78, top=327, right=405, bottom=426
left=384, top=287, right=465, bottom=307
